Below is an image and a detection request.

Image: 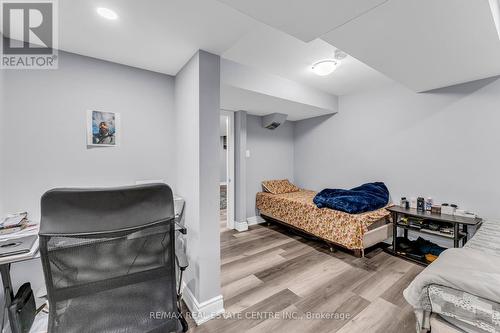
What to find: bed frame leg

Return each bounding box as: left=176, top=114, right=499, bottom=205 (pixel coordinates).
left=325, top=242, right=335, bottom=253
left=353, top=249, right=363, bottom=258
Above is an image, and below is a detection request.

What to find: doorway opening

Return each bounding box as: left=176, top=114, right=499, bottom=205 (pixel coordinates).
left=220, top=110, right=234, bottom=231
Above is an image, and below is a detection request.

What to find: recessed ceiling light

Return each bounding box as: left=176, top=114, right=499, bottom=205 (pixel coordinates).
left=311, top=60, right=338, bottom=76
left=97, top=7, right=118, bottom=20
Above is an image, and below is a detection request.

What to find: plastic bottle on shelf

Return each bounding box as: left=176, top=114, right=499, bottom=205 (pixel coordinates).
left=400, top=197, right=407, bottom=208
left=410, top=197, right=417, bottom=209
left=425, top=197, right=433, bottom=211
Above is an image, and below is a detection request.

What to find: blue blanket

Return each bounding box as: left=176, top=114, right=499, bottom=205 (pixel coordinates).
left=313, top=182, right=389, bottom=214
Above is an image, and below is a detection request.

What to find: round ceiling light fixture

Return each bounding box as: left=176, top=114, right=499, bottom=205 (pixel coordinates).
left=97, top=7, right=118, bottom=20
left=311, top=59, right=339, bottom=76
left=310, top=49, right=347, bottom=76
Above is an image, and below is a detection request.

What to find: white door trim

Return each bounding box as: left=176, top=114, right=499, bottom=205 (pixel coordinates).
left=221, top=110, right=235, bottom=230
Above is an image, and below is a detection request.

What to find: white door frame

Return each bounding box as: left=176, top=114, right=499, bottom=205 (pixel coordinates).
left=221, top=110, right=235, bottom=229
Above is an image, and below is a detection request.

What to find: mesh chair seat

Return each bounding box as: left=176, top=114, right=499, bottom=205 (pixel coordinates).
left=40, top=184, right=185, bottom=333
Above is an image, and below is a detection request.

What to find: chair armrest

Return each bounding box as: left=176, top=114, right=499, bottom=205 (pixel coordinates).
left=175, top=247, right=189, bottom=270
left=175, top=222, right=187, bottom=234
left=175, top=201, right=187, bottom=234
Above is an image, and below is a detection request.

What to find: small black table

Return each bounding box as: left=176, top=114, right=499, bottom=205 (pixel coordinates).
left=386, top=206, right=482, bottom=265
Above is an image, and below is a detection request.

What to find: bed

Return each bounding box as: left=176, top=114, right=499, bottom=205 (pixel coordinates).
left=426, top=285, right=500, bottom=333
left=404, top=219, right=500, bottom=333
left=256, top=188, right=392, bottom=257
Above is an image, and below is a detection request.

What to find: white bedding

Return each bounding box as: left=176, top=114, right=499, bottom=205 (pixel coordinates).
left=404, top=247, right=500, bottom=332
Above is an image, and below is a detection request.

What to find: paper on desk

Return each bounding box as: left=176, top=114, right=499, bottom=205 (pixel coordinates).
left=0, top=215, right=25, bottom=228
left=0, top=223, right=39, bottom=241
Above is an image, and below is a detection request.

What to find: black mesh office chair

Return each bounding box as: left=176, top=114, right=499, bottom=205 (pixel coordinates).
left=39, top=184, right=188, bottom=333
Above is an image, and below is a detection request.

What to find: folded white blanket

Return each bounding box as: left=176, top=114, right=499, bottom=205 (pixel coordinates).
left=404, top=247, right=500, bottom=332
left=404, top=247, right=500, bottom=308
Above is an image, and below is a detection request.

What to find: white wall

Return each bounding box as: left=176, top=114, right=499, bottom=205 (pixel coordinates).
left=294, top=77, right=500, bottom=219
left=246, top=114, right=295, bottom=218
left=0, top=69, right=6, bottom=217
left=221, top=58, right=338, bottom=113
left=175, top=50, right=222, bottom=310
left=0, top=50, right=176, bottom=305
left=0, top=51, right=176, bottom=219
left=175, top=51, right=201, bottom=300
left=197, top=50, right=222, bottom=304
left=234, top=111, right=247, bottom=223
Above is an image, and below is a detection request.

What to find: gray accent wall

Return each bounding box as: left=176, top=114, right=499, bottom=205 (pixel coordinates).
left=197, top=50, right=222, bottom=303
left=294, top=78, right=500, bottom=219
left=234, top=111, right=247, bottom=223
left=0, top=50, right=176, bottom=306
left=175, top=50, right=221, bottom=303
left=0, top=70, right=5, bottom=217
left=246, top=115, right=295, bottom=218
left=0, top=51, right=176, bottom=220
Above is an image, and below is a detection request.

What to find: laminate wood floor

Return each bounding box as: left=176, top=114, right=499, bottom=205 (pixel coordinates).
left=187, top=220, right=423, bottom=333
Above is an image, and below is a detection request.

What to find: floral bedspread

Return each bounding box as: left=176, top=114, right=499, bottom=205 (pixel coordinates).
left=256, top=190, right=391, bottom=249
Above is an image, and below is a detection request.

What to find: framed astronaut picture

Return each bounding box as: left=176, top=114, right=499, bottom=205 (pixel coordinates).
left=86, top=110, right=120, bottom=147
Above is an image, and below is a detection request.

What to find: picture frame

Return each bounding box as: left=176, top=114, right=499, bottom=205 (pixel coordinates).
left=86, top=110, right=120, bottom=147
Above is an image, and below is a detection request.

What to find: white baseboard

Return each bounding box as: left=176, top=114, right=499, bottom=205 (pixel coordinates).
left=234, top=216, right=265, bottom=232
left=246, top=215, right=266, bottom=226
left=226, top=219, right=235, bottom=230
left=234, top=220, right=248, bottom=232
left=182, top=283, right=224, bottom=325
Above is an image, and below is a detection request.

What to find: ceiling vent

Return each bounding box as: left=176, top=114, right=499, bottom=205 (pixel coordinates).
left=262, top=113, right=287, bottom=130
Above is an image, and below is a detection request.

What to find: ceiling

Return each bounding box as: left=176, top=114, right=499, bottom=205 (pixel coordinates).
left=217, top=0, right=389, bottom=42
left=220, top=0, right=500, bottom=92
left=321, top=0, right=500, bottom=92
left=3, top=0, right=499, bottom=105
left=222, top=25, right=393, bottom=96
left=221, top=85, right=336, bottom=121
left=55, top=0, right=257, bottom=75
left=11, top=0, right=391, bottom=97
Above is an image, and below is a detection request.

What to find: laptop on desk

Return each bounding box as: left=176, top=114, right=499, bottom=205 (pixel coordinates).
left=0, top=235, right=37, bottom=257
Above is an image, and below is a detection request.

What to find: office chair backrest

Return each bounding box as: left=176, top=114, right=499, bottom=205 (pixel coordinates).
left=40, top=184, right=182, bottom=333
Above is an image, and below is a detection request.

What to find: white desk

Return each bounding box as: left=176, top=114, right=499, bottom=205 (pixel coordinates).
left=0, top=239, right=39, bottom=266
left=0, top=227, right=40, bottom=333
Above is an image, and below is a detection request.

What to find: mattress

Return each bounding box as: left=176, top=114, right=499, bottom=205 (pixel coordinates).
left=427, top=285, right=500, bottom=333
left=256, top=190, right=391, bottom=250
left=464, top=219, right=500, bottom=256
